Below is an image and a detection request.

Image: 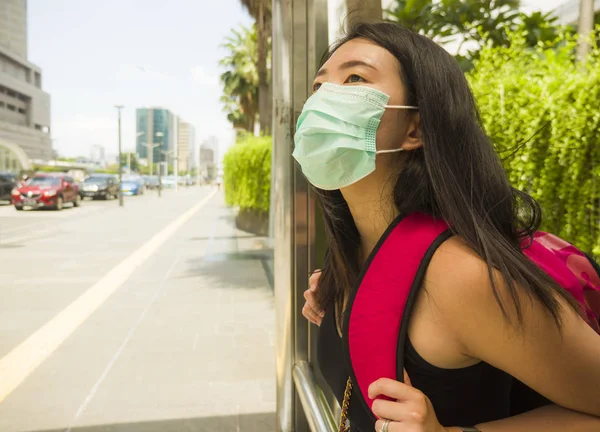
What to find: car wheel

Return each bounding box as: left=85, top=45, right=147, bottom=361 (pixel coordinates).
left=73, top=195, right=81, bottom=207
left=15, top=205, right=23, bottom=211
left=55, top=196, right=64, bottom=211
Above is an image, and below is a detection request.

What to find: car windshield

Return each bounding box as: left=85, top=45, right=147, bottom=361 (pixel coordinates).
left=28, top=177, right=61, bottom=186
left=84, top=177, right=108, bottom=185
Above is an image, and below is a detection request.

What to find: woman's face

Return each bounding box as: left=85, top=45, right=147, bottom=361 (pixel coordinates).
left=312, top=37, right=416, bottom=154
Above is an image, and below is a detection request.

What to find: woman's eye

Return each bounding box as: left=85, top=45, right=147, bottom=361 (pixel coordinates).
left=312, top=82, right=322, bottom=92
left=346, top=74, right=365, bottom=83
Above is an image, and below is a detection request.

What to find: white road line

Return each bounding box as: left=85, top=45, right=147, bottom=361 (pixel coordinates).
left=0, top=190, right=217, bottom=404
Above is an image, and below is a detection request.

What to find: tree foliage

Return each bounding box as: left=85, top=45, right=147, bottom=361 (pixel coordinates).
left=223, top=133, right=271, bottom=214
left=468, top=30, right=600, bottom=257
left=120, top=152, right=140, bottom=172
left=219, top=25, right=259, bottom=133
left=239, top=0, right=272, bottom=135
left=388, top=0, right=563, bottom=69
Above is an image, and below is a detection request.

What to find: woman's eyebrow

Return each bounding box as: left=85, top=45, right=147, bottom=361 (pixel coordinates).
left=315, top=60, right=377, bottom=78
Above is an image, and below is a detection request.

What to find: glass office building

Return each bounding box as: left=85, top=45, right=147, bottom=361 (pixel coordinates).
left=136, top=108, right=176, bottom=164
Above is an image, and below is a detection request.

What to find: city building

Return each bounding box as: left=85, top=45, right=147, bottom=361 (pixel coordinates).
left=0, top=0, right=52, bottom=173
left=199, top=144, right=216, bottom=180
left=203, top=136, right=219, bottom=166
left=189, top=131, right=197, bottom=171
left=554, top=0, right=600, bottom=24
left=90, top=144, right=105, bottom=164
left=177, top=119, right=195, bottom=174
left=136, top=107, right=177, bottom=174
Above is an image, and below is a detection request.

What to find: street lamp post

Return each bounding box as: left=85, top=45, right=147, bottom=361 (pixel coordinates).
left=161, top=149, right=178, bottom=192
left=174, top=152, right=179, bottom=192
left=156, top=131, right=164, bottom=198
left=114, top=105, right=124, bottom=207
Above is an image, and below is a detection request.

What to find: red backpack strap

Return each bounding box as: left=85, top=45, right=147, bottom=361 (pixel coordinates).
left=342, top=213, right=452, bottom=419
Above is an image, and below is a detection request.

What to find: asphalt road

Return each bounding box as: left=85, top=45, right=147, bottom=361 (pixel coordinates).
left=0, top=187, right=275, bottom=432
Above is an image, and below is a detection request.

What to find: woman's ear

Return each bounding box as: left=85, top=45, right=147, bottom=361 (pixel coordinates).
left=401, top=113, right=423, bottom=151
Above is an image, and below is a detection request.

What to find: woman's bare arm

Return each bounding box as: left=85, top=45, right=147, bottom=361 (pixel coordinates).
left=426, top=242, right=600, bottom=425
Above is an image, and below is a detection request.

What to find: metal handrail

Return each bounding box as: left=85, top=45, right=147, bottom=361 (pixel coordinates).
left=293, top=361, right=337, bottom=432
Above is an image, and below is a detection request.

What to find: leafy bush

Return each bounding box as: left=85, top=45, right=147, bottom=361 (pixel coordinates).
left=33, top=166, right=68, bottom=173
left=468, top=31, right=600, bottom=257
left=223, top=134, right=271, bottom=214
left=94, top=168, right=118, bottom=174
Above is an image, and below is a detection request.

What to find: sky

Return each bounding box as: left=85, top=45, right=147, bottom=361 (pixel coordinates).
left=27, top=0, right=568, bottom=162
left=521, top=0, right=569, bottom=13
left=28, top=0, right=254, bottom=162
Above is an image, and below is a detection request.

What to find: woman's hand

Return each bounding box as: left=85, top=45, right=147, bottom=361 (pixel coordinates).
left=302, top=270, right=325, bottom=326
left=370, top=376, right=447, bottom=432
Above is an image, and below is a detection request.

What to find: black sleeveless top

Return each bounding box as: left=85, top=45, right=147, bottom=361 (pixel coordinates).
left=317, top=301, right=550, bottom=431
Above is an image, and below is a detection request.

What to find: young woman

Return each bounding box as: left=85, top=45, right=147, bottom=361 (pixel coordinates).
left=296, top=22, right=600, bottom=432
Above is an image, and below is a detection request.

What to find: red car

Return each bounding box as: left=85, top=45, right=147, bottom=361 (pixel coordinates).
left=12, top=174, right=81, bottom=211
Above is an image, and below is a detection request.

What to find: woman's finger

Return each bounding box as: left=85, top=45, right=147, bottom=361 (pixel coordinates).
left=302, top=303, right=322, bottom=325
left=304, top=290, right=324, bottom=316
left=372, top=399, right=407, bottom=422
left=403, top=369, right=412, bottom=386
left=302, top=303, right=318, bottom=323
left=309, top=269, right=322, bottom=290
left=368, top=378, right=421, bottom=401
left=374, top=419, right=402, bottom=432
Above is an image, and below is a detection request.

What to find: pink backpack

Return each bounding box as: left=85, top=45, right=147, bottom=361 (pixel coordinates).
left=343, top=213, right=600, bottom=417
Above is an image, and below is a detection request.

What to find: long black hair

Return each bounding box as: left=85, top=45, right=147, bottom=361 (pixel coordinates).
left=315, top=22, right=580, bottom=328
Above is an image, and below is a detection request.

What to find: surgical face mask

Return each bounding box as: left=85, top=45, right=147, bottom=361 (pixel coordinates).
left=292, top=82, right=418, bottom=190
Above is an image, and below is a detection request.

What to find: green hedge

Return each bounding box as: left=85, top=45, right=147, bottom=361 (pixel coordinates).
left=94, top=168, right=118, bottom=174
left=223, top=134, right=271, bottom=214
left=33, top=166, right=68, bottom=173
left=468, top=31, right=600, bottom=257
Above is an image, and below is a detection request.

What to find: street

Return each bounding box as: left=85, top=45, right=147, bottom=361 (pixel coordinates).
left=0, top=187, right=275, bottom=432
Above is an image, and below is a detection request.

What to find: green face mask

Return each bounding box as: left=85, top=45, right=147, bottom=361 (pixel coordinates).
left=293, top=82, right=418, bottom=190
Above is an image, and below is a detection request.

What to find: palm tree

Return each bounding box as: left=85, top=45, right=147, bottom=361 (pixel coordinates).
left=219, top=26, right=259, bottom=133
left=240, top=0, right=272, bottom=135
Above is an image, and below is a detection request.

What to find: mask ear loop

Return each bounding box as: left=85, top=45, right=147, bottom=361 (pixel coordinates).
left=376, top=105, right=418, bottom=154
left=385, top=105, right=419, bottom=109
left=376, top=148, right=405, bottom=154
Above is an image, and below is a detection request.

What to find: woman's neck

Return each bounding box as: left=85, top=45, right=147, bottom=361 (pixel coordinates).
left=342, top=177, right=399, bottom=264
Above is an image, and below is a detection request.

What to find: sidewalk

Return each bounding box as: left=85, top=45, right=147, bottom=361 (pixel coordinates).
left=0, top=190, right=276, bottom=432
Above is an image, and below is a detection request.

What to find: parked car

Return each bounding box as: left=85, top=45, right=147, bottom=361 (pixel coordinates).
left=121, top=175, right=145, bottom=195
left=161, top=176, right=176, bottom=189
left=81, top=174, right=119, bottom=200
left=12, top=174, right=81, bottom=211
left=142, top=175, right=160, bottom=189
left=0, top=172, right=17, bottom=202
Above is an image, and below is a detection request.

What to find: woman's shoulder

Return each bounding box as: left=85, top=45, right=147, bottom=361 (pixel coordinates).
left=426, top=236, right=490, bottom=291
left=422, top=236, right=514, bottom=318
